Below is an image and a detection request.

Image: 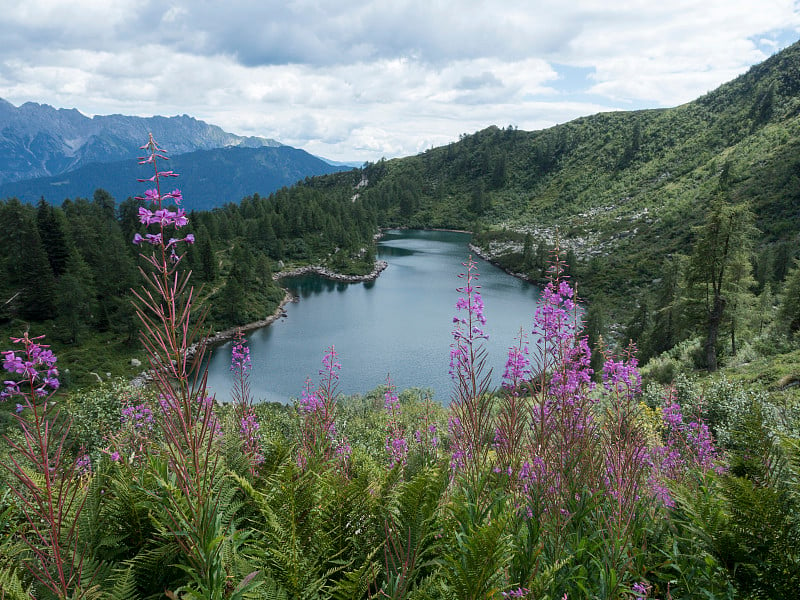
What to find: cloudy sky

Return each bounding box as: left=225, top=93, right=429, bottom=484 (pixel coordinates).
left=1, top=1, right=799, bottom=162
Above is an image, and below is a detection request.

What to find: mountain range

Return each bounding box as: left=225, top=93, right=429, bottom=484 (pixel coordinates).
left=0, top=99, right=353, bottom=207
left=0, top=145, right=352, bottom=211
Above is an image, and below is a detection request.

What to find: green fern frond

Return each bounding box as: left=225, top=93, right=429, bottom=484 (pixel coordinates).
left=102, top=565, right=140, bottom=600
left=0, top=565, right=31, bottom=600
left=439, top=498, right=510, bottom=600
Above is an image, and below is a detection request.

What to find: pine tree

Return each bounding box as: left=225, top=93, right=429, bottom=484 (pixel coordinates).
left=686, top=198, right=756, bottom=371
left=56, top=252, right=97, bottom=343
left=642, top=257, right=684, bottom=361
left=0, top=199, right=58, bottom=321
left=522, top=234, right=534, bottom=272
left=36, top=198, right=71, bottom=278
left=777, top=259, right=800, bottom=336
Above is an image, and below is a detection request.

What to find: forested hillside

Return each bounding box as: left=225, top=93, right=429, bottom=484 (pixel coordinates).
left=324, top=39, right=800, bottom=370
left=352, top=39, right=799, bottom=285
left=0, top=182, right=377, bottom=386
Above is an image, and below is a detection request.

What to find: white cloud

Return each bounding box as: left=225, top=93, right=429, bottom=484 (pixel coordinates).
left=0, top=0, right=799, bottom=161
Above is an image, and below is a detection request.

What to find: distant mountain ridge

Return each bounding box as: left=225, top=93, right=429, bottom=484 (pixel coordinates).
left=0, top=98, right=281, bottom=185
left=0, top=145, right=352, bottom=210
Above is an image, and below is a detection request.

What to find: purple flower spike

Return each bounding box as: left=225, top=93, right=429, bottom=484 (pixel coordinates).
left=132, top=135, right=194, bottom=251
left=2, top=334, right=59, bottom=402
left=383, top=376, right=408, bottom=468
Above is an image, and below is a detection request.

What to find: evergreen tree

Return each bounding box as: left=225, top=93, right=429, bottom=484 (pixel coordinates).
left=470, top=182, right=489, bottom=215
left=36, top=198, right=71, bottom=278
left=584, top=300, right=606, bottom=378
left=118, top=196, right=145, bottom=246
left=534, top=241, right=548, bottom=278
left=757, top=282, right=775, bottom=335
left=642, top=257, right=684, bottom=361
left=623, top=299, right=649, bottom=349
left=195, top=227, right=217, bottom=282
left=686, top=198, right=756, bottom=371
left=56, top=252, right=97, bottom=343
left=522, top=233, right=534, bottom=272
left=219, top=266, right=246, bottom=325
left=772, top=240, right=795, bottom=283
left=777, top=259, right=800, bottom=336
left=93, top=188, right=116, bottom=220
left=0, top=199, right=58, bottom=321
left=94, top=206, right=138, bottom=331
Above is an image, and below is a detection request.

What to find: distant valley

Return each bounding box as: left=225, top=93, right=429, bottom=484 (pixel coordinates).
left=0, top=99, right=353, bottom=207
left=0, top=145, right=352, bottom=210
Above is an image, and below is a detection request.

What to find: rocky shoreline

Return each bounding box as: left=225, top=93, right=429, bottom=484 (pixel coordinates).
left=469, top=243, right=545, bottom=287
left=129, top=261, right=388, bottom=387
left=273, top=259, right=388, bottom=283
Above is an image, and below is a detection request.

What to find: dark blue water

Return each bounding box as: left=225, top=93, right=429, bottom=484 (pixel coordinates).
left=204, top=230, right=542, bottom=404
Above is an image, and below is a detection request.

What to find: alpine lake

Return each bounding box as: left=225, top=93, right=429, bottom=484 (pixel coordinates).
left=205, top=229, right=544, bottom=404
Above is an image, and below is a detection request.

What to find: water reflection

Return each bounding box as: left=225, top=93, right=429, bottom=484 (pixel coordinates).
left=378, top=245, right=416, bottom=257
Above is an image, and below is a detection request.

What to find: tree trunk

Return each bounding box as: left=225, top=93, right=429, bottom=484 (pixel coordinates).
left=706, top=295, right=726, bottom=372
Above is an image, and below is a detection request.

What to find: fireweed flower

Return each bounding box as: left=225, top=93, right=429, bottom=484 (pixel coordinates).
left=384, top=376, right=408, bottom=468
left=513, top=249, right=603, bottom=524
left=75, top=449, right=92, bottom=477
left=230, top=333, right=252, bottom=375
left=502, top=335, right=531, bottom=391
left=412, top=394, right=439, bottom=466
left=296, top=347, right=350, bottom=474
left=131, top=135, right=239, bottom=596
left=1, top=334, right=59, bottom=403
left=132, top=134, right=194, bottom=254
left=448, top=258, right=496, bottom=486
left=121, top=401, right=155, bottom=432
left=239, top=409, right=264, bottom=473
left=230, top=331, right=262, bottom=476
left=495, top=330, right=531, bottom=483
left=449, top=257, right=488, bottom=380
left=0, top=334, right=91, bottom=596
left=601, top=345, right=642, bottom=402
left=648, top=388, right=723, bottom=506
left=109, top=392, right=157, bottom=466
left=448, top=415, right=468, bottom=471
left=632, top=581, right=650, bottom=600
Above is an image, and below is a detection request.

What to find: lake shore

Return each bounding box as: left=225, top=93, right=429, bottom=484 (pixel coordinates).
left=130, top=260, right=389, bottom=387
left=469, top=242, right=545, bottom=287
left=195, top=259, right=389, bottom=348
left=273, top=259, right=388, bottom=283
left=386, top=226, right=542, bottom=286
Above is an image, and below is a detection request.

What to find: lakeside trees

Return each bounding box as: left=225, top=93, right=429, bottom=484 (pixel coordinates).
left=0, top=182, right=377, bottom=386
